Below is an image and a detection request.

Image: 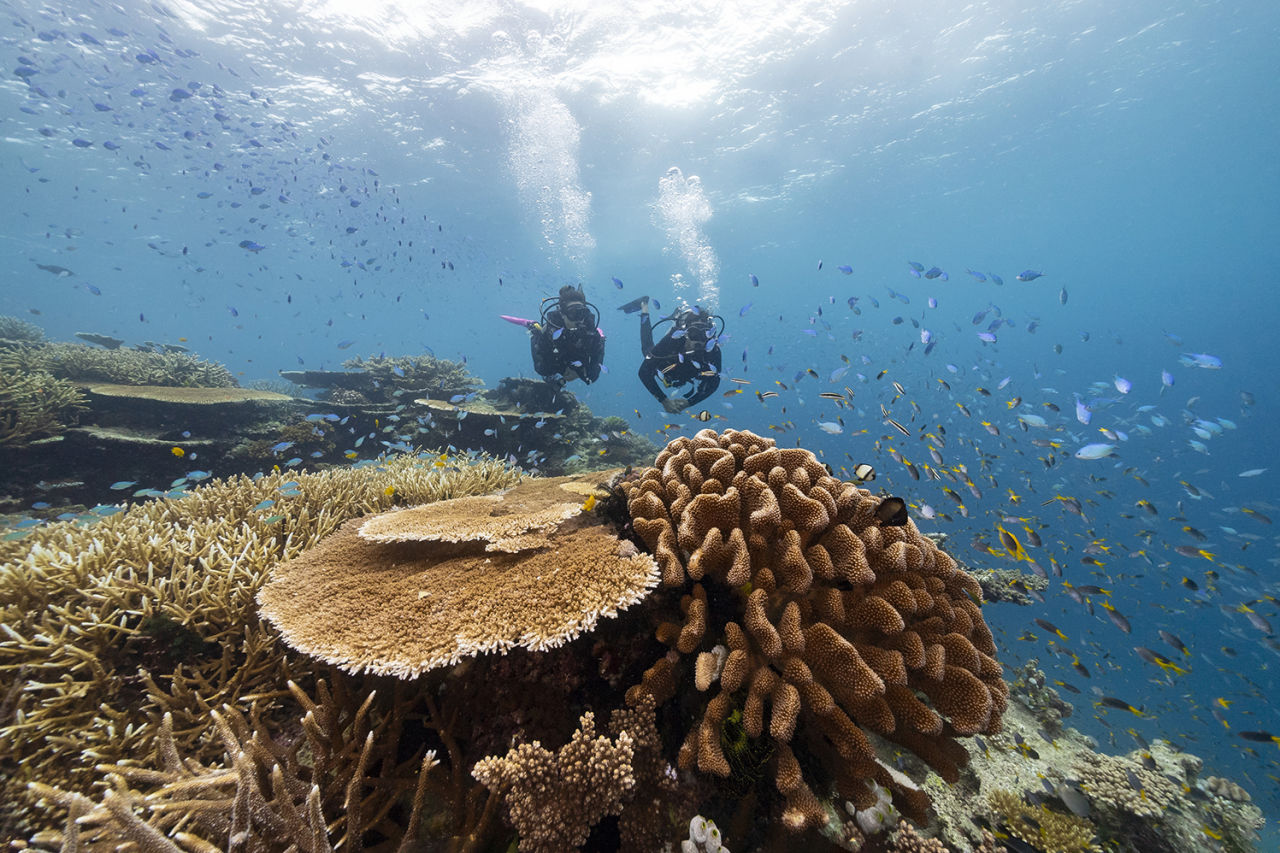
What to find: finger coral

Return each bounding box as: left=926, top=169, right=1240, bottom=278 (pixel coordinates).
left=472, top=710, right=635, bottom=853
left=259, top=473, right=661, bottom=677
left=621, top=428, right=1007, bottom=830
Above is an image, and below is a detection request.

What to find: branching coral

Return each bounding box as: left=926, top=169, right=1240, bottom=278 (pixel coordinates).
left=0, top=342, right=235, bottom=387
left=621, top=428, right=1007, bottom=831
left=472, top=710, right=635, bottom=853
left=27, top=678, right=439, bottom=852
left=341, top=353, right=482, bottom=401
left=988, top=789, right=1099, bottom=853
left=0, top=369, right=85, bottom=445
left=0, top=314, right=46, bottom=344
left=0, top=452, right=520, bottom=839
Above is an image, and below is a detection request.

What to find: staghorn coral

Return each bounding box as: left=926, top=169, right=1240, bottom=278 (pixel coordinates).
left=0, top=452, right=520, bottom=840
left=0, top=314, right=46, bottom=344
left=258, top=473, right=661, bottom=677
left=988, top=789, right=1099, bottom=853
left=621, top=428, right=1007, bottom=832
left=0, top=342, right=235, bottom=387
left=0, top=369, right=85, bottom=445
left=27, top=678, right=439, bottom=853
left=472, top=710, right=635, bottom=853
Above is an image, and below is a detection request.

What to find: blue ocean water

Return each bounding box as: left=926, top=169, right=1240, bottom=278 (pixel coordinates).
left=3, top=0, right=1278, bottom=843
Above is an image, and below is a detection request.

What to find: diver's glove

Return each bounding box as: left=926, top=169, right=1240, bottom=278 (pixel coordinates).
left=662, top=396, right=690, bottom=414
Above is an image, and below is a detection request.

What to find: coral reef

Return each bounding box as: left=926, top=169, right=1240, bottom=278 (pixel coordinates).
left=0, top=369, right=85, bottom=446
left=0, top=314, right=46, bottom=345
left=1, top=341, right=236, bottom=387
left=0, top=452, right=520, bottom=840
left=1007, top=659, right=1072, bottom=736
left=621, top=428, right=1007, bottom=833
left=280, top=354, right=482, bottom=405
left=988, top=788, right=1099, bottom=852
left=343, top=353, right=483, bottom=400
left=472, top=709, right=635, bottom=853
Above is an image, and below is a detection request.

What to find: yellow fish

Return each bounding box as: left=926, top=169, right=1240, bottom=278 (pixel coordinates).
left=582, top=494, right=597, bottom=512
left=171, top=446, right=185, bottom=457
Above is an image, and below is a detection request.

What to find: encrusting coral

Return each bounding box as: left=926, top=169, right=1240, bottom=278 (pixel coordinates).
left=620, top=428, right=1007, bottom=831
left=258, top=473, right=661, bottom=677
left=0, top=451, right=520, bottom=840
left=472, top=710, right=635, bottom=853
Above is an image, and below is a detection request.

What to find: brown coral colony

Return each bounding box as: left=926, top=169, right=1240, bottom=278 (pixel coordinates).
left=622, top=428, right=1008, bottom=830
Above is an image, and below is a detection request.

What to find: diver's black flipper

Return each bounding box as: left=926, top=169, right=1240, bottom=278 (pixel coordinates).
left=618, top=295, right=649, bottom=314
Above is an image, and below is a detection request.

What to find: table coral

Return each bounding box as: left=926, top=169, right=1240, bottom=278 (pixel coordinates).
left=259, top=473, right=660, bottom=677
left=621, top=428, right=1007, bottom=831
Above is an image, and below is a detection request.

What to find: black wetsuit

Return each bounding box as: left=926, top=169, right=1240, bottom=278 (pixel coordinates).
left=530, top=308, right=604, bottom=384
left=638, top=314, right=722, bottom=406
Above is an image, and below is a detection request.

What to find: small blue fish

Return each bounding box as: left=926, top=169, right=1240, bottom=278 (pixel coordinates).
left=924, top=267, right=944, bottom=279
left=750, top=273, right=759, bottom=287
left=739, top=303, right=752, bottom=317
left=1074, top=443, right=1115, bottom=460
left=990, top=273, right=1003, bottom=285
left=552, top=327, right=564, bottom=340
left=284, top=457, right=302, bottom=467
left=253, top=499, right=276, bottom=511
left=103, top=141, right=120, bottom=150
left=109, top=480, right=137, bottom=490
left=837, top=265, right=853, bottom=275
left=228, top=306, right=239, bottom=317
left=1179, top=352, right=1222, bottom=369
left=977, top=332, right=997, bottom=343
left=965, top=269, right=987, bottom=282
left=239, top=240, right=265, bottom=252
left=1016, top=270, right=1044, bottom=282
left=196, top=191, right=212, bottom=199
left=85, top=284, right=101, bottom=295
left=907, top=261, right=924, bottom=273
left=270, top=441, right=294, bottom=453
left=72, top=138, right=93, bottom=148
left=611, top=276, right=624, bottom=289
left=186, top=470, right=212, bottom=480
left=449, top=394, right=467, bottom=403
left=337, top=340, right=355, bottom=349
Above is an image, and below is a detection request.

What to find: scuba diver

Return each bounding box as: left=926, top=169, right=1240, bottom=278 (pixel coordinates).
left=503, top=285, right=605, bottom=387
left=622, top=296, right=723, bottom=413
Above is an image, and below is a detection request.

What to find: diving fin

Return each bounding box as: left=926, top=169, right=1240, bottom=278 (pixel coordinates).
left=618, top=295, right=649, bottom=314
